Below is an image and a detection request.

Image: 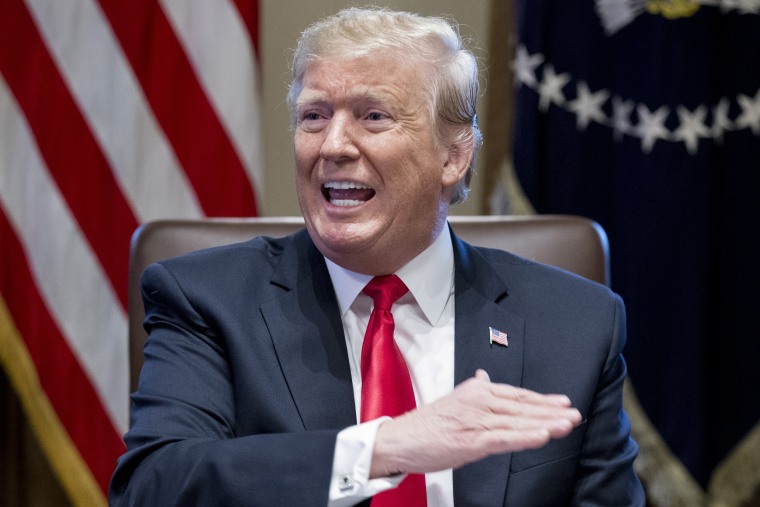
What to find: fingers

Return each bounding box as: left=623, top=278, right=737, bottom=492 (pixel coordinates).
left=466, top=371, right=579, bottom=417
left=473, top=426, right=553, bottom=453
left=472, top=370, right=582, bottom=434
left=482, top=394, right=581, bottom=423
left=475, top=407, right=579, bottom=440
left=370, top=371, right=584, bottom=477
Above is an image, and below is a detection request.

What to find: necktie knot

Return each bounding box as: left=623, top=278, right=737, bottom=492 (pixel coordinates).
left=363, top=274, right=408, bottom=311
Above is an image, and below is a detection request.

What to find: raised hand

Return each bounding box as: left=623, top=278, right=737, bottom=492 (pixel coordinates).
left=370, top=370, right=582, bottom=478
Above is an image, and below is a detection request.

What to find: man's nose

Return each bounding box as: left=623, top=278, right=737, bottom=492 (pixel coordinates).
left=320, top=113, right=360, bottom=161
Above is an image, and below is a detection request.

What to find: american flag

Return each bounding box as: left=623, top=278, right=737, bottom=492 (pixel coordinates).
left=489, top=326, right=509, bottom=347
left=0, top=1, right=262, bottom=504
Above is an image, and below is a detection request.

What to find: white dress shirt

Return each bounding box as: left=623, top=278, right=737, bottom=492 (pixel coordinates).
left=325, top=228, right=456, bottom=507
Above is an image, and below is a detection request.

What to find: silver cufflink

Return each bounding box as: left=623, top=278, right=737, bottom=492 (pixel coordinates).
left=338, top=474, right=354, bottom=491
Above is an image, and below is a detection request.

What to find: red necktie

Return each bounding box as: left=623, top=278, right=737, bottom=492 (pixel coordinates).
left=360, top=275, right=427, bottom=506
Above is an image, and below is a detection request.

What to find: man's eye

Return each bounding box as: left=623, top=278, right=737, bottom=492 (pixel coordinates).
left=303, top=112, right=321, bottom=121
left=367, top=112, right=384, bottom=121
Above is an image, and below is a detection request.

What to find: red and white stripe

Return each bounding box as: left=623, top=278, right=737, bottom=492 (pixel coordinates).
left=0, top=0, right=261, bottom=503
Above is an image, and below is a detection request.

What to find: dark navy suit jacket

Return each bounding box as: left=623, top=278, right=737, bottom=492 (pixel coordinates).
left=109, top=228, right=644, bottom=506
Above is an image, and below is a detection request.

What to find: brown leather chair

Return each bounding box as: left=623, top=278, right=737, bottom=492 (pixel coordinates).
left=127, top=214, right=609, bottom=394
left=128, top=215, right=724, bottom=504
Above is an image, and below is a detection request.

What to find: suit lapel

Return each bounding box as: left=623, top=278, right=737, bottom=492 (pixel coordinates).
left=260, top=230, right=357, bottom=431
left=258, top=229, right=525, bottom=503
left=451, top=232, right=525, bottom=507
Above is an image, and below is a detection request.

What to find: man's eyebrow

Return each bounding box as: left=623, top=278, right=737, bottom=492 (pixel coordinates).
left=296, top=87, right=397, bottom=109
left=295, top=91, right=328, bottom=109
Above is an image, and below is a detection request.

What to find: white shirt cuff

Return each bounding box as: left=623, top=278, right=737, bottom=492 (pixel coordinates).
left=328, top=417, right=406, bottom=506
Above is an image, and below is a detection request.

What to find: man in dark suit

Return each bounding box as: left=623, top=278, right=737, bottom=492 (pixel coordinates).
left=110, top=7, right=644, bottom=506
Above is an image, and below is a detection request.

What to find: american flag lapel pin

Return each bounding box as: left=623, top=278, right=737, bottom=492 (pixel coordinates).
left=489, top=327, right=509, bottom=347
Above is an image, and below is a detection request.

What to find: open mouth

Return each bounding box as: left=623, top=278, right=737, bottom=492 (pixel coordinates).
left=322, top=181, right=376, bottom=207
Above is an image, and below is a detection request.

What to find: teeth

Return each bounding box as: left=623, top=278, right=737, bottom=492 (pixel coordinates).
left=324, top=181, right=371, bottom=190
left=323, top=181, right=372, bottom=207
left=331, top=199, right=364, bottom=207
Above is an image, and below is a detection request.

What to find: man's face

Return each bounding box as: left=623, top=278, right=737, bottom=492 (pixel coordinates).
left=293, top=50, right=466, bottom=274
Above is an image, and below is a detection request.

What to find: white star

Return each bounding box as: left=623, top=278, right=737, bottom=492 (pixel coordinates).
left=634, top=104, right=671, bottom=153
left=712, top=97, right=733, bottom=143
left=735, top=0, right=760, bottom=14
left=611, top=96, right=635, bottom=142
left=512, top=45, right=544, bottom=88
left=567, top=82, right=610, bottom=130
left=672, top=105, right=710, bottom=155
left=735, top=88, right=760, bottom=135
left=719, top=0, right=742, bottom=13
left=537, top=64, right=571, bottom=112
left=594, top=0, right=647, bottom=35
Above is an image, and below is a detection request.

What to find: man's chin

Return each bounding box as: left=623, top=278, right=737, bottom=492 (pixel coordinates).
left=312, top=223, right=373, bottom=250
left=308, top=218, right=382, bottom=255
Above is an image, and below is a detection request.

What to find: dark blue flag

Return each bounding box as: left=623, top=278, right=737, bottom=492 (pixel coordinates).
left=513, top=0, right=760, bottom=487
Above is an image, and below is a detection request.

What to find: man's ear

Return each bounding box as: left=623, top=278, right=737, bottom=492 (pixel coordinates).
left=441, top=139, right=475, bottom=188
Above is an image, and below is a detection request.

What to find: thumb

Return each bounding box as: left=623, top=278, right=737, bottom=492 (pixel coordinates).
left=475, top=369, right=491, bottom=382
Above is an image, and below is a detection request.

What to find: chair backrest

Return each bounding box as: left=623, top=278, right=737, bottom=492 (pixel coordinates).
left=128, top=215, right=609, bottom=393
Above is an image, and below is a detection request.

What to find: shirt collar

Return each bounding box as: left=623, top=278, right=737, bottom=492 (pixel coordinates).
left=325, top=225, right=454, bottom=325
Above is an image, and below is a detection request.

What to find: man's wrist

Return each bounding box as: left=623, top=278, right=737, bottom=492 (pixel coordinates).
left=329, top=417, right=401, bottom=505
left=369, top=417, right=411, bottom=479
